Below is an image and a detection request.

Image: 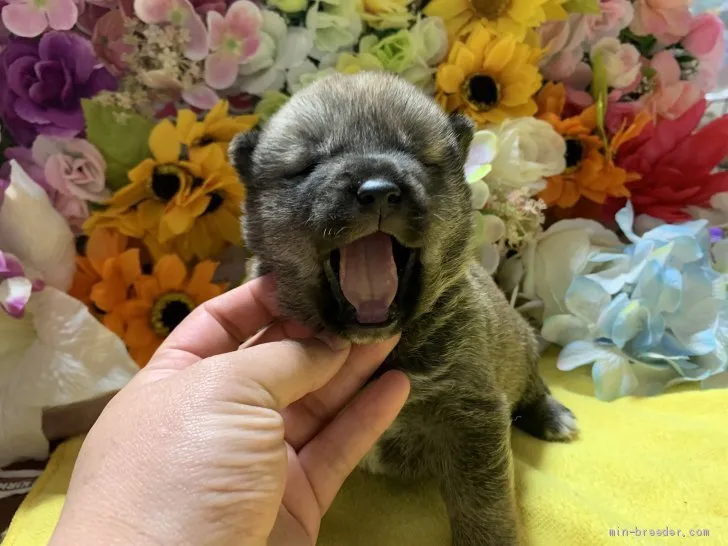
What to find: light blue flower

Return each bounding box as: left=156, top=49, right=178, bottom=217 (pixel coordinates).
left=543, top=201, right=728, bottom=401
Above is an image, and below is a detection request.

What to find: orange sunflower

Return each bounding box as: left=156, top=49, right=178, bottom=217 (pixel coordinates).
left=121, top=255, right=227, bottom=366
left=536, top=83, right=650, bottom=209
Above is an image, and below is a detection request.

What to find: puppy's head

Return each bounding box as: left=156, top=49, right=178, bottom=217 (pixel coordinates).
left=231, top=72, right=474, bottom=342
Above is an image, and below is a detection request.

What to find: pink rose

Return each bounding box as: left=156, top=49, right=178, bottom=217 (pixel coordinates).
left=590, top=38, right=641, bottom=89
left=643, top=50, right=702, bottom=120
left=585, top=0, right=634, bottom=43
left=630, top=0, right=691, bottom=45
left=682, top=13, right=725, bottom=92
left=31, top=136, right=109, bottom=229
left=539, top=15, right=589, bottom=81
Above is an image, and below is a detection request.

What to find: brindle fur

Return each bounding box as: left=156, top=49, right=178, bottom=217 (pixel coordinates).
left=230, top=72, right=578, bottom=546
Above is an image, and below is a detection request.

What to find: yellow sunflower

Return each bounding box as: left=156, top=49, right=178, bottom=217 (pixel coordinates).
left=435, top=23, right=543, bottom=125
left=84, top=119, right=195, bottom=239
left=175, top=100, right=258, bottom=161
left=143, top=145, right=245, bottom=263
left=85, top=119, right=244, bottom=262
left=424, top=0, right=567, bottom=43
left=121, top=255, right=227, bottom=366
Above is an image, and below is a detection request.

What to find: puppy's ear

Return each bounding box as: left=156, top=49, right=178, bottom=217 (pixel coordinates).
left=229, top=129, right=260, bottom=181
left=449, top=114, right=475, bottom=162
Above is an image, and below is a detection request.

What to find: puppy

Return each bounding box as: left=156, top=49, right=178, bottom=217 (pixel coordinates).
left=230, top=72, right=578, bottom=546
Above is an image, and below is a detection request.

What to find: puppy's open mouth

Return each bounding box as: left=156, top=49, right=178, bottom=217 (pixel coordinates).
left=323, top=233, right=419, bottom=327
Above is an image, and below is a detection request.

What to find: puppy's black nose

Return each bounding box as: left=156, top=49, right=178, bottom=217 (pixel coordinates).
left=357, top=179, right=401, bottom=208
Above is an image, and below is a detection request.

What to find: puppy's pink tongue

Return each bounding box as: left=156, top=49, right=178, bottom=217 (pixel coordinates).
left=339, top=233, right=398, bottom=324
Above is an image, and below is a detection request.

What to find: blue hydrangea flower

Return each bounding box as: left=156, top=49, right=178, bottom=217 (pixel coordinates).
left=542, top=202, right=728, bottom=401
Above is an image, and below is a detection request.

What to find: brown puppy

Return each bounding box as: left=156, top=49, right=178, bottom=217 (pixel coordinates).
left=230, top=71, right=578, bottom=546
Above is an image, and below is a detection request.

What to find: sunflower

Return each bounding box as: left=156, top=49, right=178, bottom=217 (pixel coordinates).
left=68, top=228, right=132, bottom=309
left=435, top=23, right=543, bottom=125
left=424, top=0, right=567, bottom=43
left=85, top=119, right=244, bottom=262
left=121, top=255, right=227, bottom=366
left=142, top=145, right=244, bottom=262
left=84, top=119, right=195, bottom=238
left=175, top=100, right=259, bottom=161
left=535, top=82, right=650, bottom=209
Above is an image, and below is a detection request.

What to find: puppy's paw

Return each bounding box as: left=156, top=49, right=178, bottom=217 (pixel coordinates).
left=513, top=394, right=579, bottom=442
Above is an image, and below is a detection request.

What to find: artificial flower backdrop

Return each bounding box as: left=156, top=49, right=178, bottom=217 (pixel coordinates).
left=1, top=0, right=728, bottom=465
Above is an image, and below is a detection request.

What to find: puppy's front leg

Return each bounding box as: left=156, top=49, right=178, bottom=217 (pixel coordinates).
left=439, top=396, right=520, bottom=546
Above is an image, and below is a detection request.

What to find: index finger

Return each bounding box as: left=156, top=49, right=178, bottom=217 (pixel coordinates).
left=155, top=275, right=280, bottom=360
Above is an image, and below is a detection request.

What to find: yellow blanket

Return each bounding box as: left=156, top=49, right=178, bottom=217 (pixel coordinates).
left=4, top=349, right=727, bottom=545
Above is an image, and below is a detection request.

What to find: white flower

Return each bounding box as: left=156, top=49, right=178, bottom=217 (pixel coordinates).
left=410, top=16, right=448, bottom=68
left=502, top=218, right=623, bottom=321
left=396, top=16, right=447, bottom=93
left=0, top=286, right=137, bottom=466
left=590, top=37, right=641, bottom=89
left=0, top=161, right=75, bottom=291
left=286, top=61, right=337, bottom=93
left=486, top=118, right=567, bottom=192
left=306, top=0, right=362, bottom=54
left=238, top=10, right=314, bottom=95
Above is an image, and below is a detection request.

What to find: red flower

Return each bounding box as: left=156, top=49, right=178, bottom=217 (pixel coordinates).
left=606, top=99, right=728, bottom=222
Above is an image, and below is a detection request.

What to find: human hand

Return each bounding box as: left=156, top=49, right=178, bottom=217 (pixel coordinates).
left=49, top=275, right=409, bottom=546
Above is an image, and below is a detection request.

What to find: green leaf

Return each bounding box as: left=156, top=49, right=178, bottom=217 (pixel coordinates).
left=562, top=0, right=600, bottom=14
left=82, top=99, right=156, bottom=191
left=590, top=50, right=609, bottom=152
left=619, top=28, right=657, bottom=57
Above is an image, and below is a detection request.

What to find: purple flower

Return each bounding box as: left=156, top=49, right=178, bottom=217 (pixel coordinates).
left=0, top=31, right=117, bottom=146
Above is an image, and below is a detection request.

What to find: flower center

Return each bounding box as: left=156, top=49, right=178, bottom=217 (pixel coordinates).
left=463, top=74, right=501, bottom=110
left=469, top=0, right=511, bottom=20
left=75, top=235, right=89, bottom=256
left=203, top=192, right=224, bottom=215
left=151, top=166, right=183, bottom=202
left=564, top=138, right=585, bottom=171
left=151, top=292, right=195, bottom=337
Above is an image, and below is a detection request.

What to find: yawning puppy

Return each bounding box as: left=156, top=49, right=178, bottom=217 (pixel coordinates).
left=230, top=72, right=578, bottom=546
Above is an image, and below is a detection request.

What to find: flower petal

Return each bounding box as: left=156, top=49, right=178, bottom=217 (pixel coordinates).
left=591, top=350, right=638, bottom=401
left=1, top=3, right=48, bottom=37
left=204, top=51, right=240, bottom=90
left=542, top=315, right=590, bottom=346
left=149, top=120, right=181, bottom=164
left=207, top=10, right=226, bottom=50
left=0, top=277, right=34, bottom=318
left=0, top=162, right=75, bottom=291
left=564, top=276, right=611, bottom=325
left=182, top=84, right=220, bottom=110
left=46, top=0, right=79, bottom=30
left=154, top=255, right=187, bottom=292
left=470, top=180, right=490, bottom=210
left=183, top=4, right=209, bottom=61
left=224, top=0, right=262, bottom=40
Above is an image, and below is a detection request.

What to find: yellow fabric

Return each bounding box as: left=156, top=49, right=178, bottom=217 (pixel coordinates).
left=5, top=350, right=728, bottom=545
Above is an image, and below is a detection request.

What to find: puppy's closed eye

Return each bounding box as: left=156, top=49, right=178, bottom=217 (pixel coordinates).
left=286, top=162, right=319, bottom=180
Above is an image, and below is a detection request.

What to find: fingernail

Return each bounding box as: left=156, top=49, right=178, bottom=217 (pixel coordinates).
left=315, top=331, right=351, bottom=351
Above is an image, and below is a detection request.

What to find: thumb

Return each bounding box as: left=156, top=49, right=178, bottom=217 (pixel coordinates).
left=187, top=332, right=353, bottom=410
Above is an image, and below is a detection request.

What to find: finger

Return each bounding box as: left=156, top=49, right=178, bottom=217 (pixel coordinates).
left=201, top=334, right=353, bottom=410
left=283, top=336, right=400, bottom=450
left=297, top=370, right=410, bottom=514
left=150, top=275, right=280, bottom=365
